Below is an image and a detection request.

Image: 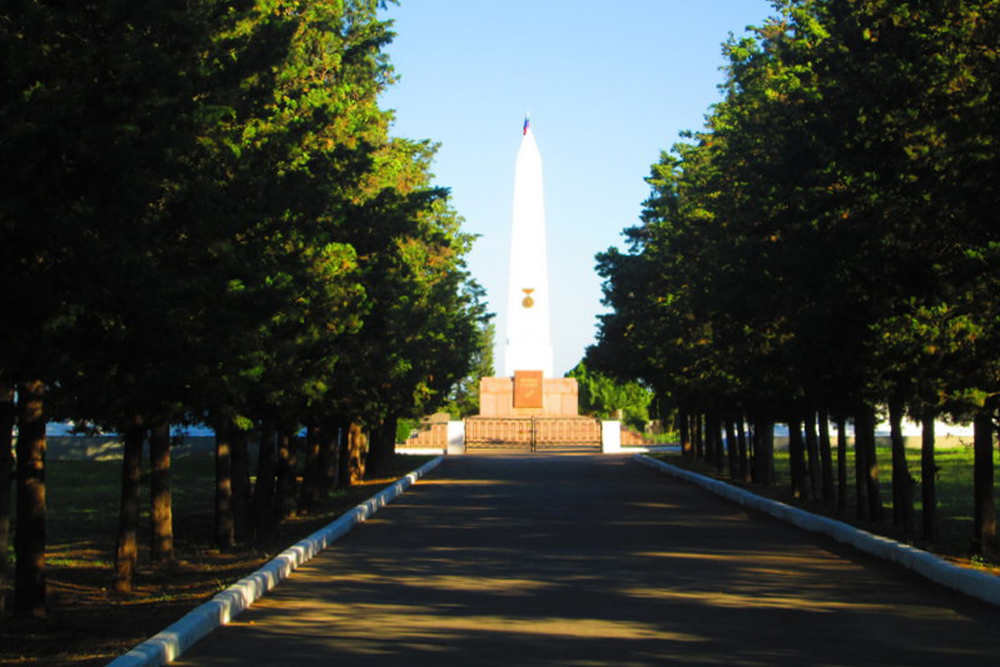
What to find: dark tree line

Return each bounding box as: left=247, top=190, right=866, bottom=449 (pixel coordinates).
left=590, top=0, right=1000, bottom=553
left=0, top=0, right=488, bottom=619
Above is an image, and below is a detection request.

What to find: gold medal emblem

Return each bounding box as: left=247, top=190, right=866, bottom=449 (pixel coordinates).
left=521, top=288, right=535, bottom=308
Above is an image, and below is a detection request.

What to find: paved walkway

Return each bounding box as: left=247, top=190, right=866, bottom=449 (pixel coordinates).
left=176, top=455, right=1000, bottom=666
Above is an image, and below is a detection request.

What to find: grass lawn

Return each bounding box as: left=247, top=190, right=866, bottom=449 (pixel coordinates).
left=0, top=452, right=435, bottom=667
left=656, top=441, right=1000, bottom=572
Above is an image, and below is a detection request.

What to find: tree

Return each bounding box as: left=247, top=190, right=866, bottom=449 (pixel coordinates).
left=171, top=0, right=394, bottom=539
left=591, top=0, right=1000, bottom=542
left=446, top=321, right=496, bottom=418
left=13, top=381, right=46, bottom=618
left=0, top=379, right=14, bottom=578
left=0, top=0, right=212, bottom=610
left=568, top=362, right=652, bottom=431
left=336, top=185, right=490, bottom=475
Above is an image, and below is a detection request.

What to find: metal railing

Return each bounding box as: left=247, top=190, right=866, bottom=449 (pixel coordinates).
left=465, top=417, right=601, bottom=452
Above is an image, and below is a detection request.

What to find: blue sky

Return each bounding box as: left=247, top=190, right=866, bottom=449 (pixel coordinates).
left=378, top=0, right=776, bottom=377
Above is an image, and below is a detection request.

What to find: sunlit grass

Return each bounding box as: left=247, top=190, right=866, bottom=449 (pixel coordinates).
left=3, top=449, right=437, bottom=666
left=45, top=455, right=218, bottom=551
left=780, top=444, right=977, bottom=553
left=47, top=556, right=114, bottom=568
left=21, top=451, right=434, bottom=576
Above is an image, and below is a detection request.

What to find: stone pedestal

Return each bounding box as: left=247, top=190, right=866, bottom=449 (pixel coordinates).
left=479, top=376, right=579, bottom=417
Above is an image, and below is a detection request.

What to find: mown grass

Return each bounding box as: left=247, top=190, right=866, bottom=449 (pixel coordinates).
left=1, top=451, right=435, bottom=666
left=45, top=455, right=217, bottom=554
left=658, top=441, right=998, bottom=570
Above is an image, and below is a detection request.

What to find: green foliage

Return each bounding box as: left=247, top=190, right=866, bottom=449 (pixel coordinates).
left=443, top=321, right=496, bottom=418
left=0, top=0, right=486, bottom=432
left=567, top=362, right=652, bottom=431
left=396, top=418, right=420, bottom=443
left=591, top=0, right=1000, bottom=428
left=0, top=0, right=490, bottom=617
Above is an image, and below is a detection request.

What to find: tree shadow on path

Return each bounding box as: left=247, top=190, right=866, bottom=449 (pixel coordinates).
left=176, top=455, right=1000, bottom=667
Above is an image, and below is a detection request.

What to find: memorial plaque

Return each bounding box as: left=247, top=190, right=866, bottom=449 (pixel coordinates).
left=513, top=370, right=544, bottom=409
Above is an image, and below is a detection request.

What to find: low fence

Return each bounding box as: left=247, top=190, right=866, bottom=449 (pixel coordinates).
left=464, top=417, right=602, bottom=452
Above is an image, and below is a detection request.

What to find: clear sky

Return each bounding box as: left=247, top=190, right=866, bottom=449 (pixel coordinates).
left=378, top=0, right=776, bottom=377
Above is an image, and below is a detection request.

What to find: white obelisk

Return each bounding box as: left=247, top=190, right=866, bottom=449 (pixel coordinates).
left=504, top=116, right=554, bottom=378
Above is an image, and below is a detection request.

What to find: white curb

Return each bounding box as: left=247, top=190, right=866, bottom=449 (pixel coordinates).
left=106, top=456, right=445, bottom=667
left=636, top=454, right=1000, bottom=607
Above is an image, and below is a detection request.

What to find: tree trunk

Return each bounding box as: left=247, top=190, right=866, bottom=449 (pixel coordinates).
left=273, top=430, right=298, bottom=521
left=343, top=422, right=368, bottom=486
left=737, top=417, right=750, bottom=483
left=706, top=413, right=723, bottom=471
left=693, top=413, right=704, bottom=460
left=854, top=413, right=868, bottom=519
left=889, top=400, right=905, bottom=528
left=858, top=407, right=884, bottom=523
left=366, top=415, right=398, bottom=476
left=889, top=399, right=915, bottom=535
left=818, top=408, right=834, bottom=506
left=715, top=414, right=726, bottom=470
left=149, top=422, right=173, bottom=567
left=700, top=415, right=711, bottom=465
left=214, top=419, right=234, bottom=549
left=854, top=413, right=869, bottom=520
left=921, top=410, right=938, bottom=543
left=253, top=423, right=277, bottom=535
left=230, top=426, right=251, bottom=539
left=804, top=412, right=822, bottom=503
left=114, top=418, right=146, bottom=593
left=972, top=408, right=996, bottom=556
left=298, top=420, right=322, bottom=512
left=0, top=380, right=15, bottom=577
left=337, top=421, right=351, bottom=489
left=317, top=417, right=343, bottom=496
left=679, top=412, right=692, bottom=456
left=788, top=416, right=807, bottom=500
left=14, top=379, right=46, bottom=618
left=724, top=419, right=739, bottom=478
left=754, top=419, right=775, bottom=486
left=836, top=414, right=848, bottom=515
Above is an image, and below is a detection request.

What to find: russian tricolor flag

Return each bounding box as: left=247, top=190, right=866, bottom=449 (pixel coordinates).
left=523, top=116, right=530, bottom=135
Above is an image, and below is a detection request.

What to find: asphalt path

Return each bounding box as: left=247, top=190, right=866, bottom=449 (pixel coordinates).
left=176, top=454, right=1000, bottom=666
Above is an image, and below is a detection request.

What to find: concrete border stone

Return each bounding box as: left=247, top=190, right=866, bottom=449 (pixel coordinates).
left=636, top=454, right=1000, bottom=607
left=447, top=421, right=466, bottom=455
left=106, top=456, right=444, bottom=667
left=601, top=421, right=621, bottom=453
